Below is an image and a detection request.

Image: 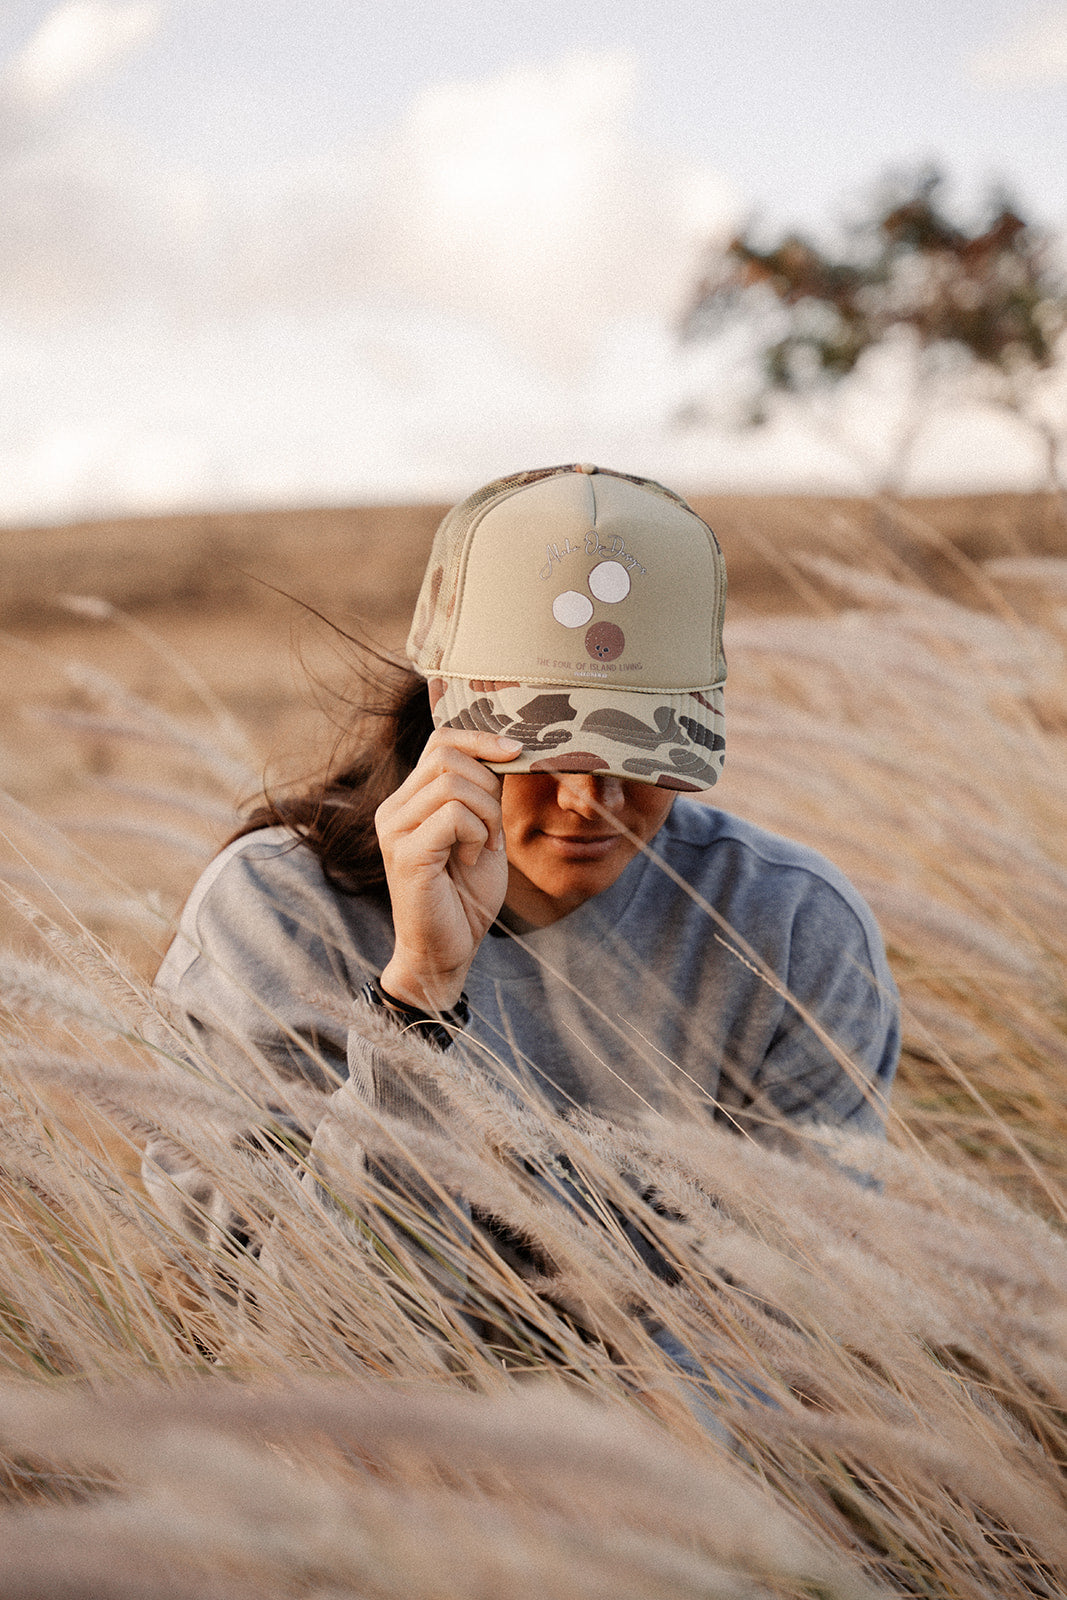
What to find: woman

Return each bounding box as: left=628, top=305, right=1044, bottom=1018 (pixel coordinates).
left=146, top=463, right=898, bottom=1245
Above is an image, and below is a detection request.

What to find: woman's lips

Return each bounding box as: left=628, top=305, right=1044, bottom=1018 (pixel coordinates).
left=539, top=833, right=620, bottom=859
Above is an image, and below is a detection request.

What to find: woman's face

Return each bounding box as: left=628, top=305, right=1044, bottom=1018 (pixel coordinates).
left=499, top=771, right=675, bottom=928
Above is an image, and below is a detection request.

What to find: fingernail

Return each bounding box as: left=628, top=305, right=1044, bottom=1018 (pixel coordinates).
left=496, top=736, right=523, bottom=752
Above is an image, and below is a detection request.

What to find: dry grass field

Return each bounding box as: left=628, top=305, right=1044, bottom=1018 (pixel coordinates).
left=0, top=488, right=1065, bottom=1598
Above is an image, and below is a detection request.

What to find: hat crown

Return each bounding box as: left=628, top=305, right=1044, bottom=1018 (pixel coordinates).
left=408, top=464, right=727, bottom=693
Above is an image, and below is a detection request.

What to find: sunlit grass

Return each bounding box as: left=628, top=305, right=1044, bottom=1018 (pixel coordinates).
left=0, top=516, right=1064, bottom=1597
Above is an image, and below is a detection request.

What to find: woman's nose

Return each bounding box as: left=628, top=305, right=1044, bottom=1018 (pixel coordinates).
left=555, top=773, right=625, bottom=818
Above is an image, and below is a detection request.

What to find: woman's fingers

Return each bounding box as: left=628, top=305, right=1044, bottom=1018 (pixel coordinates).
left=383, top=774, right=506, bottom=853
left=374, top=729, right=522, bottom=1009
left=427, top=728, right=524, bottom=762
left=377, top=731, right=522, bottom=856
left=386, top=730, right=522, bottom=804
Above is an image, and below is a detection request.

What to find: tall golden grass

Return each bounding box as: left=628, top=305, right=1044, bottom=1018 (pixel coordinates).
left=0, top=510, right=1065, bottom=1598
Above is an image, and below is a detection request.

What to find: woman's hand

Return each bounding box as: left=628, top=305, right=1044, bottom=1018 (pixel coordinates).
left=374, top=729, right=522, bottom=1011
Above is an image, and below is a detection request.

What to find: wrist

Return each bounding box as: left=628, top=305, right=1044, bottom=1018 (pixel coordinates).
left=360, top=974, right=470, bottom=1052
left=379, top=958, right=467, bottom=1015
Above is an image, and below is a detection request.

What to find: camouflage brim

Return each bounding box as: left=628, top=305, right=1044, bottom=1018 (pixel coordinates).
left=427, top=675, right=726, bottom=792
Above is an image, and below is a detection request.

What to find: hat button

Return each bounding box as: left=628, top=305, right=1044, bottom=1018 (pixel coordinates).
left=575, top=463, right=598, bottom=474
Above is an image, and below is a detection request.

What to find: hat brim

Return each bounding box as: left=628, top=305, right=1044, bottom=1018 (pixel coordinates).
left=427, top=677, right=725, bottom=791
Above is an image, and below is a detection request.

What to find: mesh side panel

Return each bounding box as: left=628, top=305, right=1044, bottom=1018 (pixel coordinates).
left=407, top=464, right=715, bottom=673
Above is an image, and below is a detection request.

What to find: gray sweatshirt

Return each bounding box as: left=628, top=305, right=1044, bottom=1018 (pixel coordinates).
left=151, top=800, right=898, bottom=1167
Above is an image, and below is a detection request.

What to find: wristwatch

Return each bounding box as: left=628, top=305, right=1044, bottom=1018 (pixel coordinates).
left=358, top=975, right=470, bottom=1052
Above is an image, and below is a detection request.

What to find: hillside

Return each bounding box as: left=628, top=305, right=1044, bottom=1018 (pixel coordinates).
left=1, top=488, right=1063, bottom=979
left=2, top=490, right=1064, bottom=632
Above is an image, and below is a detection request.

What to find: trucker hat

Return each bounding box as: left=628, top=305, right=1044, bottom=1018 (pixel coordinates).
left=407, top=463, right=727, bottom=791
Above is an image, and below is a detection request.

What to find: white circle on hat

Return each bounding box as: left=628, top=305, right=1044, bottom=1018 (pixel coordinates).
left=552, top=590, right=594, bottom=628
left=588, top=560, right=630, bottom=603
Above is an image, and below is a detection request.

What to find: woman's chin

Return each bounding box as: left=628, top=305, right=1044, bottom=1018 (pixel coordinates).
left=504, top=838, right=635, bottom=926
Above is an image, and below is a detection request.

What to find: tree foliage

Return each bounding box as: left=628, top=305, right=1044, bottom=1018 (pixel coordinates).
left=680, top=169, right=1067, bottom=486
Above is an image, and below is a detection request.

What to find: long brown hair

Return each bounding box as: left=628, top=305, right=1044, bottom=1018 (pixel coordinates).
left=232, top=654, right=434, bottom=905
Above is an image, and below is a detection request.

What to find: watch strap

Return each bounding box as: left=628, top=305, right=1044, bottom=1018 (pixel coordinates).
left=359, top=975, right=470, bottom=1052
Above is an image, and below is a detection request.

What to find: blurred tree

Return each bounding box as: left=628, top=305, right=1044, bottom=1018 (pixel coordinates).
left=679, top=168, right=1067, bottom=496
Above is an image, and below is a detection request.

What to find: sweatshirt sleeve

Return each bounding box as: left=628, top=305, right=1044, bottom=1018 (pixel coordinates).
left=142, top=832, right=387, bottom=1244
left=734, top=871, right=900, bottom=1149
left=152, top=831, right=378, bottom=1091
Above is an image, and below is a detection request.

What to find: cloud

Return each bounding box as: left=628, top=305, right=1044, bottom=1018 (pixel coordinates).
left=211, top=51, right=740, bottom=375
left=969, top=5, right=1067, bottom=88
left=0, top=46, right=750, bottom=518
left=372, top=52, right=737, bottom=368
left=3, top=1, right=163, bottom=109
left=0, top=124, right=176, bottom=315
left=0, top=47, right=740, bottom=363
left=1, top=43, right=1044, bottom=523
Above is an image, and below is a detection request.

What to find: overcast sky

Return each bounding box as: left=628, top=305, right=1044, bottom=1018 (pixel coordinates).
left=1, top=0, right=1065, bottom=524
